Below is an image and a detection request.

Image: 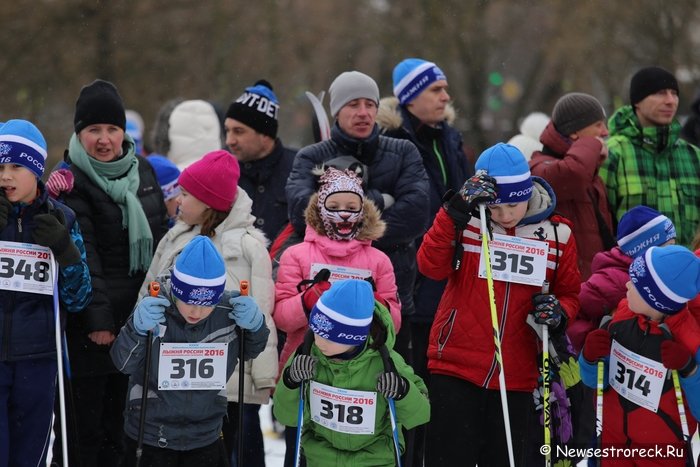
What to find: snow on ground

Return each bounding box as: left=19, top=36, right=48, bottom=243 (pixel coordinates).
left=262, top=402, right=285, bottom=467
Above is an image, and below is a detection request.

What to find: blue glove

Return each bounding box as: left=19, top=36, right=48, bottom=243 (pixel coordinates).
left=133, top=296, right=170, bottom=336
left=228, top=295, right=264, bottom=331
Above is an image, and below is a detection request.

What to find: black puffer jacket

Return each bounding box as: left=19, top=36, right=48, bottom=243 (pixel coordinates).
left=237, top=139, right=296, bottom=244
left=377, top=98, right=474, bottom=323
left=64, top=153, right=168, bottom=376
left=286, top=123, right=429, bottom=317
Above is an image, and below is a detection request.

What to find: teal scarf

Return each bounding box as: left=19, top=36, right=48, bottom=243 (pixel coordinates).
left=69, top=133, right=153, bottom=274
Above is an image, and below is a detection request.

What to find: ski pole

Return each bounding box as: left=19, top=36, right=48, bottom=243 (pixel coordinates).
left=136, top=281, right=159, bottom=466
left=379, top=345, right=403, bottom=467
left=478, top=203, right=515, bottom=467
left=540, top=280, right=551, bottom=467
left=237, top=280, right=249, bottom=467
left=52, top=257, right=70, bottom=467
left=672, top=368, right=694, bottom=465
left=294, top=331, right=315, bottom=467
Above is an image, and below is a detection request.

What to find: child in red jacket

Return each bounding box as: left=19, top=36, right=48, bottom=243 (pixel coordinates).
left=418, top=143, right=581, bottom=466
left=580, top=245, right=700, bottom=466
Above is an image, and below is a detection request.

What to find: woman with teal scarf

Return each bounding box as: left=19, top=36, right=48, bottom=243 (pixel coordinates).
left=59, top=80, right=168, bottom=467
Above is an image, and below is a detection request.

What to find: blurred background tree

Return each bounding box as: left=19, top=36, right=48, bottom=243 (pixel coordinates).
left=1, top=0, right=699, bottom=170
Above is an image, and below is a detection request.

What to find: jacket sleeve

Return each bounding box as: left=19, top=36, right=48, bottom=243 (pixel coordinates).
left=552, top=224, right=581, bottom=323
left=245, top=234, right=279, bottom=390
left=530, top=137, right=604, bottom=202
left=390, top=349, right=430, bottom=430
left=598, top=141, right=620, bottom=214
left=286, top=145, right=321, bottom=235
left=272, top=354, right=302, bottom=427
left=273, top=248, right=310, bottom=335
left=373, top=142, right=430, bottom=247
left=578, top=269, right=619, bottom=322
left=374, top=253, right=401, bottom=332
left=58, top=219, right=92, bottom=313
left=63, top=186, right=115, bottom=332
left=578, top=354, right=609, bottom=390
left=110, top=313, right=150, bottom=375
left=417, top=208, right=459, bottom=281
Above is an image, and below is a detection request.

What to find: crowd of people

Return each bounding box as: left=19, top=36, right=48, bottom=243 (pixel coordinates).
left=0, top=61, right=698, bottom=467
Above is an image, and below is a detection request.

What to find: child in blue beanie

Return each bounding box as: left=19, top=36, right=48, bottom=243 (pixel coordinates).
left=273, top=279, right=429, bottom=467
left=417, top=142, right=581, bottom=465
left=111, top=235, right=269, bottom=465
left=0, top=119, right=91, bottom=466
left=580, top=245, right=700, bottom=466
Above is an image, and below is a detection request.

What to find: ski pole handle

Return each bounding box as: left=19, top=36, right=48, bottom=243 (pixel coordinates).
left=149, top=281, right=160, bottom=297
left=240, top=280, right=249, bottom=296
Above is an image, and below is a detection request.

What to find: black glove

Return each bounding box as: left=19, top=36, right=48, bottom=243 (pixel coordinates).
left=283, top=354, right=317, bottom=389
left=32, top=210, right=81, bottom=267
left=531, top=294, right=566, bottom=333
left=444, top=171, right=498, bottom=227
left=0, top=189, right=11, bottom=231
left=376, top=372, right=409, bottom=400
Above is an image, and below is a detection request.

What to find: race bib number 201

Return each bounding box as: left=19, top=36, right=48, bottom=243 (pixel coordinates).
left=0, top=241, right=54, bottom=295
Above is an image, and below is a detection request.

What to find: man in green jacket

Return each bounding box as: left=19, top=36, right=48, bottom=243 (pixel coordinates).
left=600, top=66, right=700, bottom=246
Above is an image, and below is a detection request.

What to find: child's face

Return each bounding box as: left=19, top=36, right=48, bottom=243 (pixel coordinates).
left=321, top=192, right=363, bottom=240
left=314, top=334, right=356, bottom=357
left=625, top=280, right=666, bottom=321
left=175, top=299, right=215, bottom=324
left=0, top=164, right=38, bottom=204
left=177, top=188, right=209, bottom=226
left=78, top=124, right=125, bottom=162
left=487, top=201, right=529, bottom=229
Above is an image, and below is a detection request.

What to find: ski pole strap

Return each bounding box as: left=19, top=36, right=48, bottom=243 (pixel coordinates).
left=296, top=268, right=331, bottom=293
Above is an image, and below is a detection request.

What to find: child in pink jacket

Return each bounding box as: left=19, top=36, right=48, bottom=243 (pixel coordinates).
left=570, top=205, right=676, bottom=353
left=274, top=167, right=400, bottom=374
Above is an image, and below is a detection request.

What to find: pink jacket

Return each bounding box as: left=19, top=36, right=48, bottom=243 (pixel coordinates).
left=273, top=227, right=400, bottom=379
left=569, top=247, right=631, bottom=353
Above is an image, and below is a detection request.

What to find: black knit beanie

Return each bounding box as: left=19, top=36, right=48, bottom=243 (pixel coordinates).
left=225, top=79, right=279, bottom=138
left=74, top=79, right=126, bottom=133
left=629, top=67, right=679, bottom=105
left=552, top=92, right=606, bottom=136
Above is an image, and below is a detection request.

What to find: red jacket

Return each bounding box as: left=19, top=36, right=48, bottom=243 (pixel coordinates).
left=530, top=122, right=613, bottom=280
left=417, top=179, right=581, bottom=391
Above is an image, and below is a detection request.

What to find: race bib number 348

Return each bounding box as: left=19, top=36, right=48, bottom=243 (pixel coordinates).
left=0, top=241, right=54, bottom=295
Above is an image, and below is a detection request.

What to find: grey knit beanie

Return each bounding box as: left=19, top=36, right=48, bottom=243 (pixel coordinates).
left=329, top=71, right=380, bottom=117
left=552, top=92, right=606, bottom=136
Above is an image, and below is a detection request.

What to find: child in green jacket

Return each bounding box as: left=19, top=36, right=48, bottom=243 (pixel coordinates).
left=273, top=279, right=429, bottom=467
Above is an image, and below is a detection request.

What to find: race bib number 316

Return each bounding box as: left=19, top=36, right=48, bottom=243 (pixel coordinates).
left=158, top=342, right=228, bottom=390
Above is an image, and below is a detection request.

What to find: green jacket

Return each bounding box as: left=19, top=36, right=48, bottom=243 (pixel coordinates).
left=600, top=105, right=700, bottom=246
left=273, top=303, right=430, bottom=467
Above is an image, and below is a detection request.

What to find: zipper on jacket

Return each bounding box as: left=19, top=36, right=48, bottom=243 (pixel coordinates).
left=17, top=217, right=22, bottom=233
left=437, top=308, right=457, bottom=359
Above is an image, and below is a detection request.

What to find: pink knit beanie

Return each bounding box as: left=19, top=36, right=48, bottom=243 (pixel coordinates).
left=178, top=150, right=240, bottom=212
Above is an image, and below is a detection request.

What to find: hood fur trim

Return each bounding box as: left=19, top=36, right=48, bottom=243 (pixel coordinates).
left=305, top=192, right=386, bottom=241
left=376, top=96, right=456, bottom=131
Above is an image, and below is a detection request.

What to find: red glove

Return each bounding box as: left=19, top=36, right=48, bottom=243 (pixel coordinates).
left=661, top=340, right=697, bottom=377
left=583, top=329, right=611, bottom=362
left=45, top=169, right=74, bottom=199
left=302, top=281, right=331, bottom=314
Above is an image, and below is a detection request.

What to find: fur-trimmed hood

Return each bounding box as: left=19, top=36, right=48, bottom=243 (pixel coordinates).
left=376, top=96, right=457, bottom=132
left=304, top=192, right=386, bottom=242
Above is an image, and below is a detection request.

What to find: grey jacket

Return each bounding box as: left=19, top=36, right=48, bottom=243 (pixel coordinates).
left=111, top=280, right=270, bottom=451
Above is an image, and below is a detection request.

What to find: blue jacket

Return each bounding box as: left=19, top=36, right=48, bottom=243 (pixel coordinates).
left=0, top=185, right=91, bottom=361
left=237, top=139, right=296, bottom=244
left=286, top=123, right=429, bottom=318
left=377, top=99, right=473, bottom=323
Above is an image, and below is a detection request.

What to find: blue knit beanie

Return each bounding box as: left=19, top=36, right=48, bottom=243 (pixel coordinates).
left=474, top=143, right=533, bottom=204
left=309, top=279, right=374, bottom=346
left=171, top=236, right=226, bottom=306
left=147, top=155, right=181, bottom=201
left=392, top=58, right=447, bottom=105
left=0, top=119, right=48, bottom=178
left=629, top=246, right=700, bottom=315
left=617, top=205, right=676, bottom=257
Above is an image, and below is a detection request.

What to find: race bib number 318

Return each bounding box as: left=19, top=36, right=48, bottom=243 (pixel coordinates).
left=309, top=381, right=377, bottom=434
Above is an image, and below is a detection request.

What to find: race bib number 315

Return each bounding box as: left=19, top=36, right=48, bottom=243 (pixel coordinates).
left=478, top=233, right=548, bottom=286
